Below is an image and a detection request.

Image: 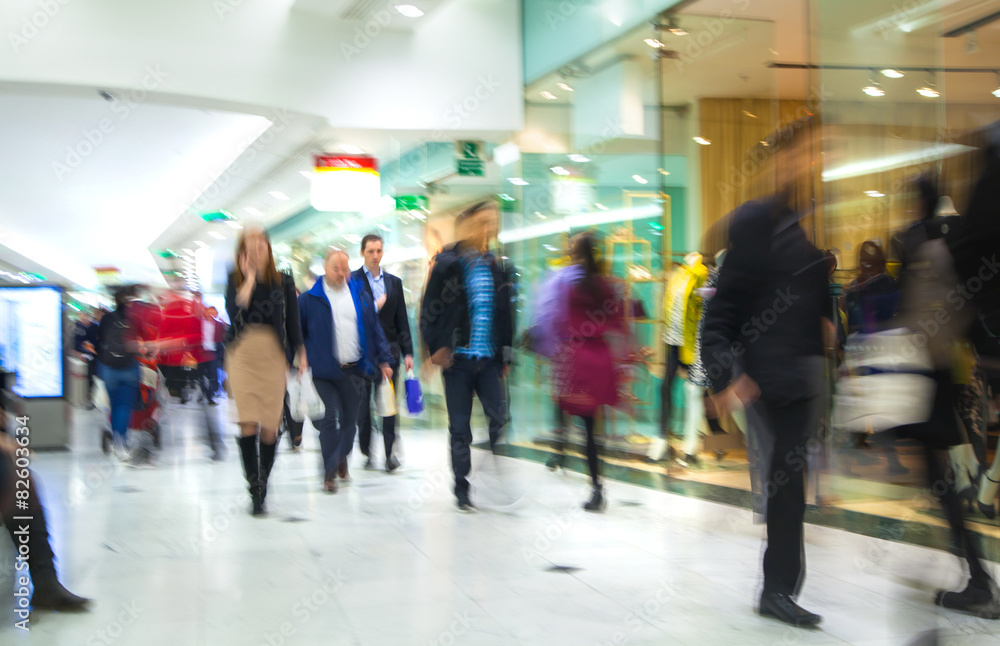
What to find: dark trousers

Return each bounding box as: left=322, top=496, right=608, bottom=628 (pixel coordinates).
left=85, top=356, right=97, bottom=404
left=582, top=415, right=599, bottom=487
left=0, top=457, right=56, bottom=578
left=751, top=396, right=814, bottom=596
left=660, top=345, right=684, bottom=438
left=314, top=368, right=364, bottom=479
left=358, top=362, right=400, bottom=461
left=98, top=362, right=139, bottom=445
left=202, top=358, right=220, bottom=401
left=443, top=356, right=508, bottom=498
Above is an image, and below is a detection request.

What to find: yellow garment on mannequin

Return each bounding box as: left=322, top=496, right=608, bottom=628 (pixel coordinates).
left=663, top=255, right=708, bottom=365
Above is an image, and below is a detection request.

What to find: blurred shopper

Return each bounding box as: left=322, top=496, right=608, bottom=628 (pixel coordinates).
left=299, top=249, right=392, bottom=493
left=702, top=119, right=830, bottom=628
left=420, top=201, right=516, bottom=512
left=225, top=227, right=306, bottom=516
left=201, top=304, right=224, bottom=404
left=352, top=234, right=414, bottom=472
left=893, top=172, right=999, bottom=618
left=74, top=311, right=100, bottom=407
left=0, top=432, right=89, bottom=612
left=552, top=233, right=626, bottom=512
left=96, top=286, right=142, bottom=460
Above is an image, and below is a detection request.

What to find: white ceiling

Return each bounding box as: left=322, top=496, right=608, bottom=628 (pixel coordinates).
left=291, top=0, right=449, bottom=22
left=0, top=85, right=281, bottom=289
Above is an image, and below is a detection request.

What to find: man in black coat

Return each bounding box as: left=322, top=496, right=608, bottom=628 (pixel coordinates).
left=701, top=123, right=830, bottom=628
left=420, top=201, right=516, bottom=512
left=352, top=234, right=414, bottom=472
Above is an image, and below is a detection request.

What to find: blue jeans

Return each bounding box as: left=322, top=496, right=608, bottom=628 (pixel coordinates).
left=99, top=362, right=139, bottom=445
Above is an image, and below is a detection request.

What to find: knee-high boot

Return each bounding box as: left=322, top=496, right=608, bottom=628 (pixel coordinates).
left=259, top=440, right=277, bottom=504
left=237, top=435, right=264, bottom=515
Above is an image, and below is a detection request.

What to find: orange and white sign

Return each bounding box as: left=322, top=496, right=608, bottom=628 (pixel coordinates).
left=311, top=154, right=381, bottom=213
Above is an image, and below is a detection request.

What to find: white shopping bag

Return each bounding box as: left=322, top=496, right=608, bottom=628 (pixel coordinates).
left=375, top=376, right=398, bottom=418
left=92, top=378, right=110, bottom=416
left=299, top=369, right=325, bottom=421
left=286, top=369, right=304, bottom=421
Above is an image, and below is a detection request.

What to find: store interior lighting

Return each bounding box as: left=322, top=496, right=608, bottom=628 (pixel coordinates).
left=693, top=136, right=712, bottom=145
left=540, top=91, right=557, bottom=100
left=269, top=191, right=290, bottom=201
left=880, top=68, right=904, bottom=79
left=644, top=38, right=664, bottom=49
left=568, top=154, right=591, bottom=162
left=993, top=72, right=1000, bottom=98
left=244, top=207, right=263, bottom=217
left=394, top=4, right=424, bottom=18
left=863, top=80, right=885, bottom=97
left=339, top=144, right=365, bottom=154
left=666, top=16, right=688, bottom=36
left=557, top=82, right=574, bottom=92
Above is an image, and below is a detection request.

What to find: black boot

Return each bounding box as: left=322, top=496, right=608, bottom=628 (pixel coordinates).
left=935, top=579, right=1000, bottom=619
left=31, top=569, right=90, bottom=611
left=259, top=440, right=277, bottom=504
left=759, top=592, right=822, bottom=627
left=237, top=436, right=264, bottom=516
left=583, top=485, right=606, bottom=512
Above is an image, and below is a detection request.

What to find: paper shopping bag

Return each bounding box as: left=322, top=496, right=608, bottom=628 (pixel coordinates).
left=375, top=376, right=398, bottom=417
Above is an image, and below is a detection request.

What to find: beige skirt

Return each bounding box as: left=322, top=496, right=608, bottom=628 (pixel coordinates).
left=225, top=326, right=286, bottom=430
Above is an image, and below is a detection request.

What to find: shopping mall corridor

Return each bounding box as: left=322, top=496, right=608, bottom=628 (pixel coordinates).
left=0, top=403, right=996, bottom=646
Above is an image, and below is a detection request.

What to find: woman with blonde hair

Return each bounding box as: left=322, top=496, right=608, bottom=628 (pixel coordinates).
left=225, top=227, right=306, bottom=515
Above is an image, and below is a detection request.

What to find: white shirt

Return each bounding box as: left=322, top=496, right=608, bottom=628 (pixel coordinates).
left=202, top=318, right=215, bottom=352
left=323, top=280, right=362, bottom=364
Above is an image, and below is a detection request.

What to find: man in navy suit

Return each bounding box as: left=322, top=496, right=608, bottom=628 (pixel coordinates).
left=352, top=234, right=414, bottom=472
left=299, top=249, right=392, bottom=493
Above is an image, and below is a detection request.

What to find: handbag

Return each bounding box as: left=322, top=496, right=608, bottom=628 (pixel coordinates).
left=375, top=376, right=398, bottom=417
left=830, top=329, right=936, bottom=433
left=92, top=377, right=110, bottom=416
left=404, top=369, right=424, bottom=416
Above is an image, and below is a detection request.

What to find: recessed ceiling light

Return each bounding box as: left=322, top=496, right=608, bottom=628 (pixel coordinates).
left=880, top=68, right=904, bottom=79
left=917, top=85, right=940, bottom=98
left=693, top=136, right=712, bottom=145
left=394, top=4, right=423, bottom=18
left=227, top=220, right=244, bottom=230
left=299, top=171, right=313, bottom=179
left=550, top=166, right=570, bottom=175
left=594, top=203, right=608, bottom=211
left=534, top=211, right=547, bottom=220
left=993, top=87, right=1000, bottom=98
left=377, top=224, right=391, bottom=232
left=557, top=82, right=574, bottom=92
left=863, top=83, right=885, bottom=97
left=181, top=248, right=193, bottom=256
left=339, top=144, right=365, bottom=154
left=244, top=207, right=263, bottom=217
left=742, top=110, right=758, bottom=119
left=864, top=190, right=886, bottom=197
left=632, top=174, right=648, bottom=184
left=540, top=91, right=557, bottom=100
left=507, top=177, right=529, bottom=185
left=657, top=168, right=670, bottom=175
left=209, top=231, right=226, bottom=240
left=269, top=191, right=289, bottom=201
left=195, top=240, right=208, bottom=248
left=497, top=193, right=515, bottom=202
left=568, top=154, right=591, bottom=162
left=760, top=140, right=770, bottom=147
left=644, top=38, right=665, bottom=49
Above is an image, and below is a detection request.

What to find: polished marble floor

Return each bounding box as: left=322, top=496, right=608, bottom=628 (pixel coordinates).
left=1, top=402, right=998, bottom=645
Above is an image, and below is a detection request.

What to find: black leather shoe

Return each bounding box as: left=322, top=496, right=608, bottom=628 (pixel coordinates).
left=31, top=572, right=90, bottom=612
left=456, top=495, right=476, bottom=513
left=759, top=592, right=822, bottom=628
left=385, top=455, right=400, bottom=473
left=935, top=580, right=1000, bottom=619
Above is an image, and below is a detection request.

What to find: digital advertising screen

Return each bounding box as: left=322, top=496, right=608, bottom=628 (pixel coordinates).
left=0, top=286, right=64, bottom=398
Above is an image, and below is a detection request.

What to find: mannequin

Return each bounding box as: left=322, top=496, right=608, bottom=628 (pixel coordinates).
left=653, top=252, right=707, bottom=461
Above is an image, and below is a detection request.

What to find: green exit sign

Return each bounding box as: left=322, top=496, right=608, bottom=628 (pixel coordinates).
left=394, top=195, right=428, bottom=211
left=200, top=211, right=234, bottom=222
left=156, top=249, right=180, bottom=258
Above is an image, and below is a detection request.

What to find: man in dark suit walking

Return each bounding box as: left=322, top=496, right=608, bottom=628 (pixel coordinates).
left=352, top=234, right=414, bottom=472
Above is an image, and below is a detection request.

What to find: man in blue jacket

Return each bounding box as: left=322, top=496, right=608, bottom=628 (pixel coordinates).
left=299, top=249, right=392, bottom=493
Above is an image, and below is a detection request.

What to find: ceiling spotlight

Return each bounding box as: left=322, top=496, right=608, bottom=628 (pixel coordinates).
left=269, top=191, right=290, bottom=201
left=568, top=154, right=591, bottom=162
left=864, top=190, right=886, bottom=197
left=760, top=140, right=770, bottom=147
left=992, top=72, right=1000, bottom=98
left=632, top=174, right=648, bottom=184
left=394, top=4, right=424, bottom=18
left=549, top=166, right=570, bottom=175
left=507, top=177, right=529, bottom=185
left=557, top=82, right=575, bottom=92
left=244, top=207, right=263, bottom=217
left=644, top=38, right=665, bottom=49
left=657, top=168, right=670, bottom=175
left=540, top=91, right=557, bottom=100
left=693, top=136, right=712, bottom=145
left=339, top=144, right=365, bottom=154
left=742, top=110, right=758, bottom=119
left=917, top=85, right=940, bottom=98
left=594, top=203, right=609, bottom=211
left=880, top=68, right=904, bottom=79
left=863, top=81, right=885, bottom=97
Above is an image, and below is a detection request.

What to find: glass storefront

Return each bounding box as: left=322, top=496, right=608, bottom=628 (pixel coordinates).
left=267, top=0, right=1000, bottom=553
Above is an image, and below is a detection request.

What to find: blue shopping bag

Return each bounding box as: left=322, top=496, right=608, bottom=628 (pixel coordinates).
left=405, top=369, right=424, bottom=415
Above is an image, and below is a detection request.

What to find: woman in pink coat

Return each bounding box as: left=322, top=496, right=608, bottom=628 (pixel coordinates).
left=552, top=233, right=626, bottom=512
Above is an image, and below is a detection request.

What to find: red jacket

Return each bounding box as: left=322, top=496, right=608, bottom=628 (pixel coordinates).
left=157, top=295, right=212, bottom=367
